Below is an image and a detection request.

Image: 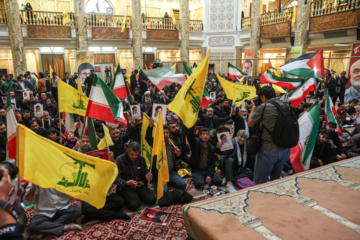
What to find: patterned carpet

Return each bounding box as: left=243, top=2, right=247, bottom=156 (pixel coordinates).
left=26, top=178, right=211, bottom=240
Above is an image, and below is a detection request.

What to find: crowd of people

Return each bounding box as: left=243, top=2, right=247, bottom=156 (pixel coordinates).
left=1, top=64, right=360, bottom=239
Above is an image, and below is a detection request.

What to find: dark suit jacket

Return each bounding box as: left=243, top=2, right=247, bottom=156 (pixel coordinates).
left=198, top=112, right=231, bottom=130
left=14, top=80, right=35, bottom=101
left=62, top=78, right=77, bottom=88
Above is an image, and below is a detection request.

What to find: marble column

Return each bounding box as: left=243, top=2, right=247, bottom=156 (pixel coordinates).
left=180, top=0, right=189, bottom=73
left=201, top=47, right=207, bottom=59
left=294, top=1, right=312, bottom=54
left=74, top=0, right=88, bottom=51
left=4, top=0, right=27, bottom=76
left=131, top=0, right=143, bottom=69
left=249, top=0, right=262, bottom=76
left=235, top=46, right=243, bottom=68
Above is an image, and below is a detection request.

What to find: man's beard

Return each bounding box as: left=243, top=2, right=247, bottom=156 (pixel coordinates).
left=241, top=116, right=247, bottom=119
left=351, top=77, right=360, bottom=91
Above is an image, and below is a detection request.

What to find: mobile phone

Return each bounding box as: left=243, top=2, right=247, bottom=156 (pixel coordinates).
left=138, top=181, right=145, bottom=185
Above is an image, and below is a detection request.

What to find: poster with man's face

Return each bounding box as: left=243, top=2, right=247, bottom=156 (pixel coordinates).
left=152, top=104, right=167, bottom=123
left=130, top=104, right=141, bottom=119
left=217, top=132, right=233, bottom=151
left=76, top=51, right=95, bottom=83
left=243, top=50, right=255, bottom=77
left=34, top=103, right=43, bottom=117
left=345, top=42, right=360, bottom=102
left=23, top=91, right=30, bottom=100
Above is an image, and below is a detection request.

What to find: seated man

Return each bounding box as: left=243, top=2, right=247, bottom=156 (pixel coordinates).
left=23, top=183, right=82, bottom=236
left=146, top=121, right=186, bottom=192
left=218, top=130, right=248, bottom=193
left=47, top=128, right=63, bottom=144
left=115, top=141, right=156, bottom=211
left=73, top=136, right=95, bottom=154
left=187, top=127, right=222, bottom=189
left=310, top=129, right=336, bottom=169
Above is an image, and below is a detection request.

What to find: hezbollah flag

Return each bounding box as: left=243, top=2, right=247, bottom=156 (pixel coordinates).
left=151, top=110, right=169, bottom=199
left=167, top=52, right=210, bottom=128
left=141, top=113, right=154, bottom=168
left=97, top=124, right=114, bottom=150
left=16, top=124, right=118, bottom=209
left=216, top=73, right=257, bottom=106
left=58, top=79, right=88, bottom=116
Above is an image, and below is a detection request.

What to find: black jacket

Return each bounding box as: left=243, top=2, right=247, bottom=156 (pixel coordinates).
left=109, top=126, right=136, bottom=160
left=187, top=126, right=217, bottom=178
left=62, top=78, right=77, bottom=88
left=198, top=111, right=231, bottom=130
left=232, top=114, right=246, bottom=138
left=114, top=153, right=149, bottom=189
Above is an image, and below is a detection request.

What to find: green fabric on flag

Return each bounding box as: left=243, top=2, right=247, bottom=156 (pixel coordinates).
left=87, top=117, right=97, bottom=149
left=183, top=62, right=193, bottom=76
left=110, top=63, right=122, bottom=90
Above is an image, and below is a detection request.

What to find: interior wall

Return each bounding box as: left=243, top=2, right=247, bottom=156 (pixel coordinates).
left=0, top=48, right=14, bottom=75
left=18, top=0, right=74, bottom=12
left=25, top=49, right=38, bottom=74
left=116, top=49, right=133, bottom=72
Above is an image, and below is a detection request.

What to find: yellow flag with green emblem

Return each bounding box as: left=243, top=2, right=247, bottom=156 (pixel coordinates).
left=151, top=110, right=169, bottom=199
left=97, top=124, right=114, bottom=150
left=141, top=113, right=155, bottom=168
left=16, top=124, right=118, bottom=209
left=216, top=73, right=257, bottom=106
left=167, top=52, right=210, bottom=128
left=58, top=79, right=88, bottom=116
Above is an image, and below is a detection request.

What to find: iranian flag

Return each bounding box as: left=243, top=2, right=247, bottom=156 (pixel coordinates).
left=279, top=50, right=324, bottom=79
left=110, top=64, right=128, bottom=99
left=228, top=62, right=247, bottom=80
left=268, top=60, right=277, bottom=70
left=86, top=75, right=125, bottom=124
left=84, top=117, right=98, bottom=149
left=287, top=78, right=316, bottom=107
left=136, top=66, right=141, bottom=80
left=142, top=67, right=187, bottom=90
left=63, top=112, right=76, bottom=138
left=325, top=89, right=343, bottom=136
left=6, top=95, right=16, bottom=160
left=200, top=89, right=212, bottom=108
left=260, top=70, right=302, bottom=91
left=290, top=100, right=320, bottom=173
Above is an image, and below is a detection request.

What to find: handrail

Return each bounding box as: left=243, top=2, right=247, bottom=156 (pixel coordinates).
left=241, top=17, right=251, bottom=29
left=261, top=7, right=293, bottom=26
left=19, top=10, right=75, bottom=26
left=311, top=0, right=360, bottom=17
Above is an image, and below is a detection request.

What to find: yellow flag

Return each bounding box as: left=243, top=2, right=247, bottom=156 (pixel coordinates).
left=171, top=10, right=176, bottom=26
left=58, top=79, right=89, bottom=116
left=292, top=6, right=297, bottom=27
left=147, top=13, right=151, bottom=28
left=141, top=113, right=155, bottom=168
left=171, top=63, right=176, bottom=70
left=261, top=84, right=287, bottom=94
left=125, top=73, right=131, bottom=83
left=151, top=110, right=169, bottom=199
left=121, top=15, right=127, bottom=32
left=275, top=69, right=282, bottom=77
left=62, top=10, right=69, bottom=25
left=97, top=124, right=114, bottom=150
left=16, top=124, right=118, bottom=209
left=167, top=52, right=210, bottom=128
left=145, top=64, right=148, bottom=70
left=216, top=73, right=257, bottom=106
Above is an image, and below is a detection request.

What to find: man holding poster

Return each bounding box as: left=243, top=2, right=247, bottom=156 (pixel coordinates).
left=345, top=43, right=360, bottom=102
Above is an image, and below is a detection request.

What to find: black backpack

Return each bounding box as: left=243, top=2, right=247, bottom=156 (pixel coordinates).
left=263, top=101, right=299, bottom=148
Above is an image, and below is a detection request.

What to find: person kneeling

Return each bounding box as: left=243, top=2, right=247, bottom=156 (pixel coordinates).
left=115, top=141, right=157, bottom=211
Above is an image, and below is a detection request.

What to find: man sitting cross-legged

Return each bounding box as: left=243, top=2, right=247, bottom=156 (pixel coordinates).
left=115, top=141, right=157, bottom=211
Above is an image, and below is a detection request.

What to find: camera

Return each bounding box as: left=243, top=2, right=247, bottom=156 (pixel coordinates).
left=245, top=78, right=262, bottom=106
left=0, top=161, right=19, bottom=181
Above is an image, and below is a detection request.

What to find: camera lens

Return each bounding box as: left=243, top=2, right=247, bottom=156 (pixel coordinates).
left=0, top=161, right=19, bottom=181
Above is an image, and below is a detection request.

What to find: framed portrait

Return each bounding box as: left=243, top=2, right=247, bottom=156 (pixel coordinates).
left=130, top=104, right=141, bottom=119
left=217, top=132, right=233, bottom=151
left=152, top=104, right=167, bottom=123
left=34, top=103, right=43, bottom=117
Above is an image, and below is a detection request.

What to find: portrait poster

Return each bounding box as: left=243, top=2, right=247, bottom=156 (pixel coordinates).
left=86, top=149, right=109, bottom=160
left=139, top=208, right=172, bottom=225
left=2, top=96, right=6, bottom=105
left=34, top=103, right=43, bottom=116
left=210, top=92, right=216, bottom=101
left=243, top=49, right=255, bottom=77
left=194, top=126, right=203, bottom=136
left=285, top=46, right=303, bottom=63
left=202, top=185, right=227, bottom=197
left=23, top=91, right=30, bottom=100
left=152, top=104, right=167, bottom=123
left=345, top=42, right=360, bottom=102
left=217, top=132, right=233, bottom=151
left=130, top=104, right=141, bottom=119
left=76, top=51, right=95, bottom=83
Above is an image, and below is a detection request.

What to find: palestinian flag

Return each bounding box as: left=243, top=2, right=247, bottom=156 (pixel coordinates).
left=260, top=70, right=303, bottom=91
left=200, top=88, right=212, bottom=108
left=290, top=100, right=320, bottom=173
left=325, top=89, right=343, bottom=136
left=6, top=95, right=16, bottom=160
left=287, top=78, right=316, bottom=107
left=183, top=62, right=193, bottom=77
left=228, top=63, right=246, bottom=80
left=110, top=64, right=128, bottom=99
left=278, top=0, right=283, bottom=14
left=279, top=50, right=324, bottom=79
left=86, top=75, right=125, bottom=124
left=192, top=62, right=198, bottom=72
left=142, top=67, right=187, bottom=90
left=268, top=60, right=277, bottom=70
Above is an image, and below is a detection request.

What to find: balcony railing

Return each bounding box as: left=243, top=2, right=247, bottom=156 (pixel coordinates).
left=241, top=17, right=251, bottom=29
left=311, top=0, right=360, bottom=16
left=86, top=14, right=131, bottom=28
left=261, top=8, right=293, bottom=26
left=190, top=20, right=203, bottom=32
left=142, top=17, right=179, bottom=30
left=20, top=10, right=75, bottom=26
left=0, top=9, right=6, bottom=23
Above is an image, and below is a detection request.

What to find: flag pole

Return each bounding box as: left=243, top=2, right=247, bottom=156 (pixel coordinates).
left=58, top=87, right=63, bottom=142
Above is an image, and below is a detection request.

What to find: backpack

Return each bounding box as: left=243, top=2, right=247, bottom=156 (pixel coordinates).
left=263, top=101, right=299, bottom=148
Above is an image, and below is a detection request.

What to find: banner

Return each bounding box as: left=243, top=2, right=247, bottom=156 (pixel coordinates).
left=76, top=51, right=95, bottom=83
left=285, top=46, right=303, bottom=63
left=345, top=42, right=360, bottom=102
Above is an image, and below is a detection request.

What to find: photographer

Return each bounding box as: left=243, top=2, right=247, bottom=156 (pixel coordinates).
left=0, top=168, right=24, bottom=240
left=248, top=86, right=291, bottom=185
